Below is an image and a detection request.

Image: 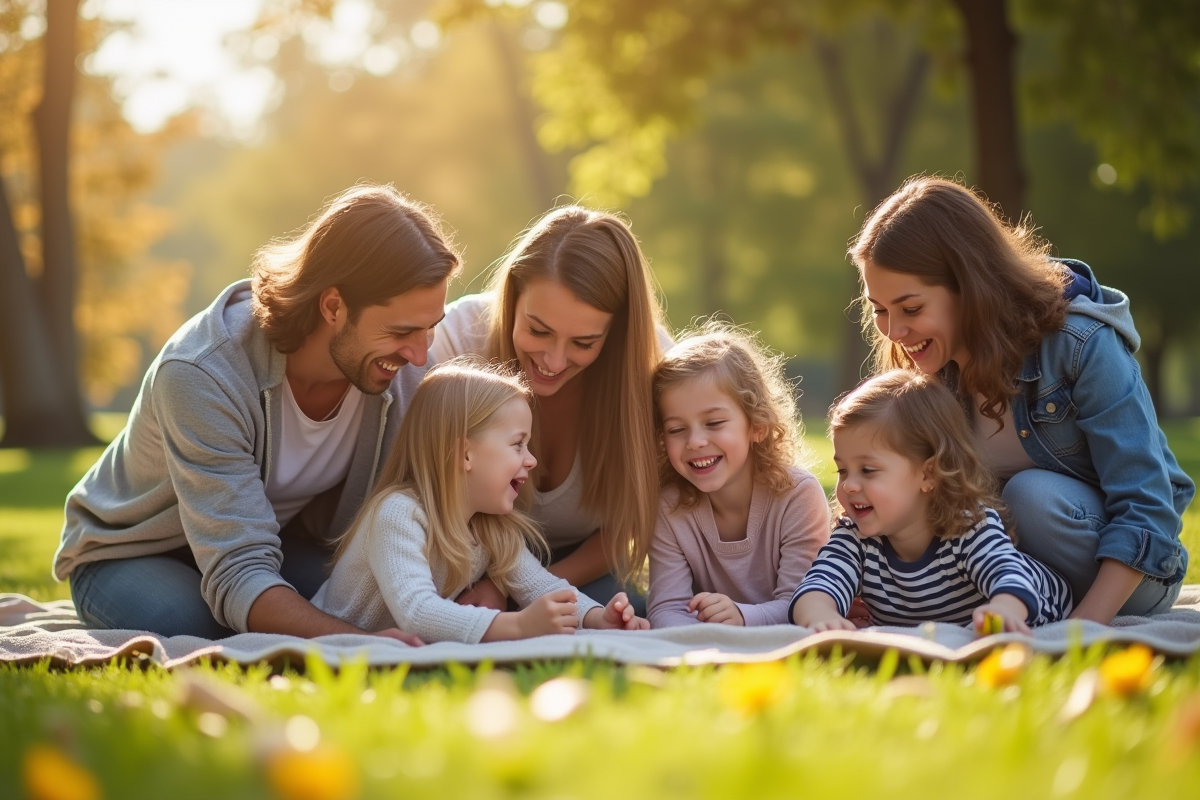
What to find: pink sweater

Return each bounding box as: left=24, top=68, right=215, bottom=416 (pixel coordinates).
left=647, top=467, right=831, bottom=628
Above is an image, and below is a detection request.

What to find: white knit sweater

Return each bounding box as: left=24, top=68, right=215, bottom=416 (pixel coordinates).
left=311, top=490, right=601, bottom=643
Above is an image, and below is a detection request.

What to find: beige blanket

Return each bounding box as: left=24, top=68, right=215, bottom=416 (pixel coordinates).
left=2, top=588, right=1199, bottom=670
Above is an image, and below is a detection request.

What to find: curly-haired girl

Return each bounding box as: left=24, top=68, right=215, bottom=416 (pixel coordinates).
left=647, top=323, right=830, bottom=628
left=790, top=370, right=1072, bottom=634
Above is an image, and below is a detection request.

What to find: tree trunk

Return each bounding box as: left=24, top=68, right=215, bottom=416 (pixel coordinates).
left=814, top=35, right=929, bottom=393
left=28, top=0, right=96, bottom=445
left=0, top=171, right=89, bottom=447
left=953, top=0, right=1026, bottom=221
left=1142, top=336, right=1165, bottom=418
left=489, top=21, right=559, bottom=210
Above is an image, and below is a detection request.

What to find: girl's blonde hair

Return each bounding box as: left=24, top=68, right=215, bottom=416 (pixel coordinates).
left=850, top=176, right=1068, bottom=426
left=653, top=321, right=805, bottom=509
left=483, top=206, right=664, bottom=581
left=828, top=370, right=1007, bottom=541
left=332, top=358, right=547, bottom=595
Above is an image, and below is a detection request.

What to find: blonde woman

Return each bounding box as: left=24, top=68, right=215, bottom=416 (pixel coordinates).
left=312, top=359, right=647, bottom=643
left=431, top=207, right=670, bottom=612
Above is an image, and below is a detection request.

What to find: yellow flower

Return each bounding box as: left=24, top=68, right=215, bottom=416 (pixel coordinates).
left=1098, top=644, right=1156, bottom=697
left=718, top=661, right=791, bottom=716
left=266, top=745, right=361, bottom=800
left=975, top=643, right=1031, bottom=688
left=22, top=744, right=101, bottom=800
left=978, top=611, right=1004, bottom=637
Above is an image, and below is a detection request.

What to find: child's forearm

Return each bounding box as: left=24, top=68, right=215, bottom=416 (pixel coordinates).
left=790, top=592, right=843, bottom=626
left=480, top=611, right=522, bottom=642
left=582, top=607, right=604, bottom=629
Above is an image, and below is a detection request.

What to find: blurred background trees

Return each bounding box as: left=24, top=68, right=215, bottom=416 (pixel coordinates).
left=1, top=0, right=1198, bottom=446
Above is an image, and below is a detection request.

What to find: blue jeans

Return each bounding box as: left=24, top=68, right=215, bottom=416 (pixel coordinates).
left=69, top=537, right=334, bottom=638
left=1003, top=469, right=1182, bottom=616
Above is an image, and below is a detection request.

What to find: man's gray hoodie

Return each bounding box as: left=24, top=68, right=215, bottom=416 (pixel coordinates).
left=54, top=281, right=425, bottom=632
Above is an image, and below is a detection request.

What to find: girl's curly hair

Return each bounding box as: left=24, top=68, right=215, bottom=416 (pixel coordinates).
left=829, top=370, right=1011, bottom=541
left=653, top=320, right=809, bottom=509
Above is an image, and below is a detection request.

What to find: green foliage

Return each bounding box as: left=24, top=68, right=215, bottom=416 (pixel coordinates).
left=1017, top=0, right=1200, bottom=238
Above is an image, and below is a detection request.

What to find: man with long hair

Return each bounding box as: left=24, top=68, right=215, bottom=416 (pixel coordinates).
left=55, top=184, right=460, bottom=640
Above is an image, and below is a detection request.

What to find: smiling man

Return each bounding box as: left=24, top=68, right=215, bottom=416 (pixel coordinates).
left=54, top=184, right=460, bottom=640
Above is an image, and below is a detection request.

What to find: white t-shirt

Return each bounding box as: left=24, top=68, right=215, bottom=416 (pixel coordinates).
left=265, top=379, right=366, bottom=527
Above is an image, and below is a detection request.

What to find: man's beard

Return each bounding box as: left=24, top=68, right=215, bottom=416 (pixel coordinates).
left=328, top=323, right=398, bottom=395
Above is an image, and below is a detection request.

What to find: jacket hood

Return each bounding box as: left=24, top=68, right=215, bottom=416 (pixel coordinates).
left=1056, top=258, right=1140, bottom=352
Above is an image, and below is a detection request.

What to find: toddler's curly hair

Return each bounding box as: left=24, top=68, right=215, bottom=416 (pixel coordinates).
left=653, top=321, right=807, bottom=509
left=829, top=369, right=1009, bottom=540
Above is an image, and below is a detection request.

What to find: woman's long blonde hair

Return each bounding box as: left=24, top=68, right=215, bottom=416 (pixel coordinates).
left=829, top=370, right=1008, bottom=540
left=483, top=206, right=665, bottom=582
left=850, top=176, right=1068, bottom=425
left=332, top=358, right=547, bottom=596
left=653, top=320, right=808, bottom=509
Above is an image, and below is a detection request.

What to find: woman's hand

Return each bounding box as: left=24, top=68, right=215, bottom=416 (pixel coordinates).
left=973, top=593, right=1031, bottom=635
left=585, top=592, right=649, bottom=630
left=688, top=592, right=745, bottom=625
left=455, top=575, right=508, bottom=611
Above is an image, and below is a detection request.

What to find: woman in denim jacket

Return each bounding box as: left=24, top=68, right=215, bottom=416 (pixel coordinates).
left=848, top=176, right=1193, bottom=623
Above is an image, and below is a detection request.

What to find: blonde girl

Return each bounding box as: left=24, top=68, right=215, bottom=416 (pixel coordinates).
left=311, top=359, right=647, bottom=643
left=790, top=370, right=1073, bottom=633
left=646, top=323, right=830, bottom=628
left=431, top=206, right=669, bottom=611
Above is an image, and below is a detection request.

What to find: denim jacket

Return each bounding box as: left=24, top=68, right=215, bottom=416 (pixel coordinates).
left=1008, top=259, right=1193, bottom=584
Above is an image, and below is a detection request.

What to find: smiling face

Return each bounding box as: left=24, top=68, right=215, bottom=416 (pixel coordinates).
left=329, top=279, right=448, bottom=394
left=510, top=279, right=614, bottom=397
left=463, top=397, right=537, bottom=517
left=861, top=260, right=966, bottom=375
left=659, top=375, right=762, bottom=509
left=832, top=422, right=934, bottom=548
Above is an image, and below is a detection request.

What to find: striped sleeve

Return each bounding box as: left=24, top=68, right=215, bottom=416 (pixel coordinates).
left=958, top=511, right=1040, bottom=623
left=790, top=526, right=864, bottom=619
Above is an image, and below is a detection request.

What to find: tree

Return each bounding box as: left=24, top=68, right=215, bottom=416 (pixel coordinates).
left=445, top=0, right=1200, bottom=394
left=0, top=0, right=190, bottom=445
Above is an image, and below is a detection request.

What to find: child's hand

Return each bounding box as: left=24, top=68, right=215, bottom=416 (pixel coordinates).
left=586, top=592, right=650, bottom=630
left=973, top=593, right=1032, bottom=636
left=791, top=592, right=857, bottom=632
left=688, top=592, right=745, bottom=625
left=455, top=576, right=507, bottom=611
left=518, top=588, right=580, bottom=637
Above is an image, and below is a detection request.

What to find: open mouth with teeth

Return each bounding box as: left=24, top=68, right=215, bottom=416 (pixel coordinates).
left=528, top=359, right=565, bottom=383
left=687, top=455, right=722, bottom=473
left=375, top=358, right=402, bottom=375
left=509, top=476, right=526, bottom=495
left=902, top=339, right=931, bottom=358
left=848, top=502, right=874, bottom=517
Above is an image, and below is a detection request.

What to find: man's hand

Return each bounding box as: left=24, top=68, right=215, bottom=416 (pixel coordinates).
left=688, top=592, right=745, bottom=625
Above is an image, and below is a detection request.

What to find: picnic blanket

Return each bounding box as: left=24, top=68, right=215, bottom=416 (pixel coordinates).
left=2, top=588, right=1200, bottom=670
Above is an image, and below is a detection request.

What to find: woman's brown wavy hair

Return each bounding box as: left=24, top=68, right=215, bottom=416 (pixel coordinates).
left=252, top=183, right=461, bottom=354
left=484, top=206, right=665, bottom=582
left=850, top=176, right=1069, bottom=425
left=829, top=370, right=1009, bottom=540
left=653, top=321, right=809, bottom=510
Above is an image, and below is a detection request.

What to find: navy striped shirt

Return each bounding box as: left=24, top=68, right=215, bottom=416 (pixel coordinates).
left=790, top=509, right=1073, bottom=627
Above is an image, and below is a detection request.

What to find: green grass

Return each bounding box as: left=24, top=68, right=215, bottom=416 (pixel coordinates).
left=2, top=419, right=1199, bottom=799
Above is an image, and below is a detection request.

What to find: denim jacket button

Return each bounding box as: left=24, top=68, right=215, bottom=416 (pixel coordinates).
left=1020, top=429, right=1029, bottom=438
left=1045, top=402, right=1057, bottom=414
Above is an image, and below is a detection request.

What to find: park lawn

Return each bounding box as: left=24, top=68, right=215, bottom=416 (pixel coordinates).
left=1, top=419, right=1199, bottom=799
